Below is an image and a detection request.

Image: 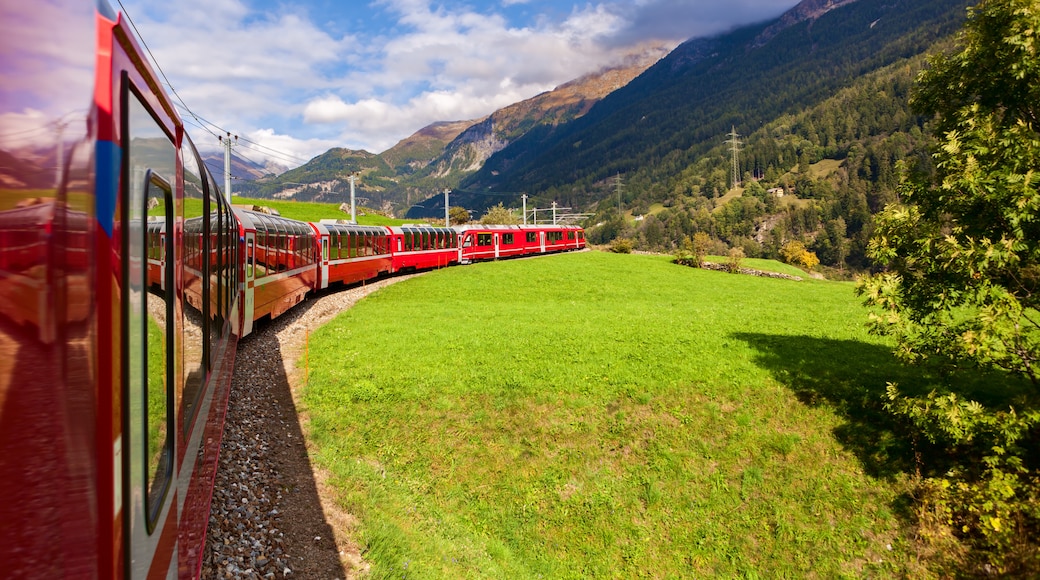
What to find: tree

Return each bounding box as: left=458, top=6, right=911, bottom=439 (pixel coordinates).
left=779, top=240, right=818, bottom=271
left=861, top=0, right=1040, bottom=385
left=479, top=203, right=519, bottom=225
left=858, top=1, right=1040, bottom=571
left=692, top=232, right=712, bottom=267
left=449, top=206, right=471, bottom=225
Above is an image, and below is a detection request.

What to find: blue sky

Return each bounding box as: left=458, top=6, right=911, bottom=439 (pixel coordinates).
left=118, top=0, right=801, bottom=170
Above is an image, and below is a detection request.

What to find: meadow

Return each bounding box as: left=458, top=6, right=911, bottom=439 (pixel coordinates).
left=301, top=251, right=943, bottom=578
left=228, top=196, right=410, bottom=225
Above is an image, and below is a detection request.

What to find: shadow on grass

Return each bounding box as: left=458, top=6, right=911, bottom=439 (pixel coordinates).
left=731, top=332, right=949, bottom=481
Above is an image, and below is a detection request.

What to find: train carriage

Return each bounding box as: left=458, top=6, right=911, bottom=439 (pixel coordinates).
left=236, top=209, right=318, bottom=337
left=386, top=224, right=460, bottom=272
left=311, top=221, right=393, bottom=290
left=457, top=224, right=586, bottom=263
left=1, top=3, right=241, bottom=578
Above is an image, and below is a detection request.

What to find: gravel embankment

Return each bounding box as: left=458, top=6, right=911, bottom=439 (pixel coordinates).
left=202, top=276, right=415, bottom=579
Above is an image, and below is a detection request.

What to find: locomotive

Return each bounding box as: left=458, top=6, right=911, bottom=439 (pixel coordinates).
left=0, top=2, right=583, bottom=578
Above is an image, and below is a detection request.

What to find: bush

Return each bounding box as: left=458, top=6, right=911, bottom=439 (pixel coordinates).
left=885, top=385, right=1040, bottom=574
left=726, top=247, right=745, bottom=273
left=610, top=238, right=634, bottom=254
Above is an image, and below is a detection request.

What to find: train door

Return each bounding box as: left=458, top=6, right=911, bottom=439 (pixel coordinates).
left=540, top=230, right=546, bottom=253
left=124, top=83, right=179, bottom=579
left=321, top=235, right=330, bottom=289
left=494, top=233, right=500, bottom=259
left=243, top=231, right=255, bottom=336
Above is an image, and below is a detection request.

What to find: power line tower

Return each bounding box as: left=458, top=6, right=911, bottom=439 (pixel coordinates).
left=218, top=131, right=237, bottom=202
left=726, top=126, right=742, bottom=188
left=614, top=172, right=624, bottom=215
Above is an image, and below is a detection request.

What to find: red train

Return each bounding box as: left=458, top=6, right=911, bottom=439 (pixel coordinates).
left=0, top=3, right=584, bottom=578
left=235, top=216, right=585, bottom=335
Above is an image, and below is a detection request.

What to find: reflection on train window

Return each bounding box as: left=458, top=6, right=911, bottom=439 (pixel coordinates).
left=144, top=173, right=171, bottom=525
left=127, top=86, right=174, bottom=534
left=180, top=142, right=205, bottom=435
left=526, top=232, right=537, bottom=243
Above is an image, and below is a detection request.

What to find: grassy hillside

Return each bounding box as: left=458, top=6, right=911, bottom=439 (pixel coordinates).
left=227, top=197, right=414, bottom=225
left=300, top=251, right=960, bottom=578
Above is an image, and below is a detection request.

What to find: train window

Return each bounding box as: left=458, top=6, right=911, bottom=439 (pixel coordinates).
left=503, top=233, right=514, bottom=245
left=568, top=231, right=575, bottom=240
left=477, top=233, right=492, bottom=246
left=126, top=86, right=176, bottom=536
left=180, top=141, right=205, bottom=436
left=463, top=234, right=473, bottom=248
left=526, top=232, right=537, bottom=243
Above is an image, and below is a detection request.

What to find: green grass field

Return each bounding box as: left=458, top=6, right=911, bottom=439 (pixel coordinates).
left=301, top=251, right=945, bottom=578
left=229, top=196, right=413, bottom=225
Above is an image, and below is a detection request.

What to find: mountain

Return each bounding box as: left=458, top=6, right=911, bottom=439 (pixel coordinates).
left=380, top=119, right=484, bottom=175
left=456, top=0, right=970, bottom=212
left=235, top=43, right=670, bottom=215
left=410, top=43, right=673, bottom=188
left=235, top=148, right=398, bottom=205
left=202, top=152, right=284, bottom=183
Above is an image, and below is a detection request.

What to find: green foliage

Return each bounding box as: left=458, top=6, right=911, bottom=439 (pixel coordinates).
left=586, top=214, right=627, bottom=245
left=884, top=385, right=1040, bottom=574
left=609, top=237, right=633, bottom=254
left=673, top=232, right=712, bottom=267
left=859, top=0, right=1040, bottom=572
left=479, top=203, right=520, bottom=225
left=861, top=0, right=1040, bottom=384
left=449, top=205, right=471, bottom=225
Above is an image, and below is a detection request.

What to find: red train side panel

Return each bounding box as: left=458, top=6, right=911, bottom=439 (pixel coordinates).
left=386, top=225, right=460, bottom=272
left=1, top=3, right=241, bottom=579
left=236, top=209, right=318, bottom=336
left=456, top=225, right=585, bottom=263
left=311, top=221, right=392, bottom=290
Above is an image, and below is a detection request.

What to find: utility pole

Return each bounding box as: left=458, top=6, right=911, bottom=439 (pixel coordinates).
left=348, top=173, right=358, bottom=222
left=219, top=132, right=237, bottom=202
left=615, top=172, right=624, bottom=216
left=444, top=188, right=450, bottom=227
left=552, top=201, right=558, bottom=225
left=522, top=194, right=528, bottom=225
left=727, top=126, right=742, bottom=189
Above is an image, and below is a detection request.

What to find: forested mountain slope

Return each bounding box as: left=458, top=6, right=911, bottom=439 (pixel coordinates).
left=466, top=0, right=969, bottom=202
left=446, top=0, right=972, bottom=273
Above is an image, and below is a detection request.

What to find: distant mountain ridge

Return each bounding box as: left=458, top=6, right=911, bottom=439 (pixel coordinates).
left=234, top=43, right=671, bottom=211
